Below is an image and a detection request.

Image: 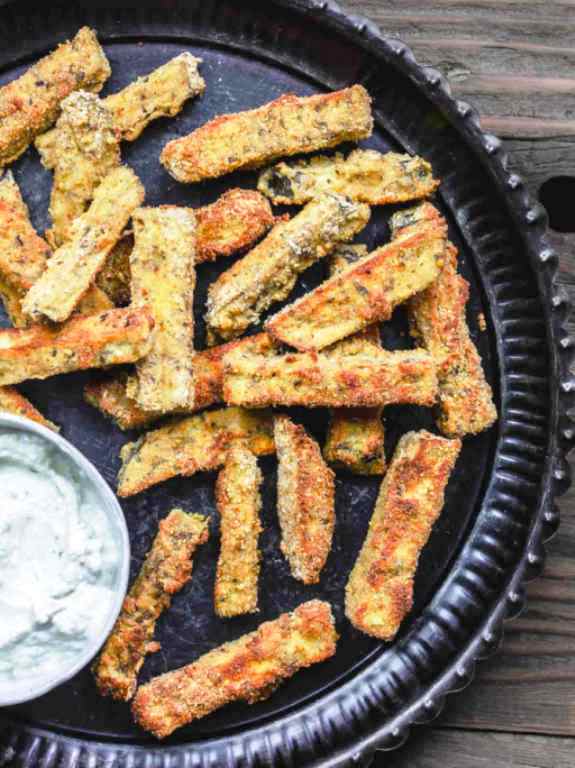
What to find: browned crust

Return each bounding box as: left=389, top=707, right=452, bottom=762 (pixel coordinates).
left=265, top=206, right=447, bottom=351
left=0, top=306, right=154, bottom=386
left=96, top=234, right=133, bottom=306
left=0, top=27, right=111, bottom=167
left=0, top=386, right=58, bottom=431
left=222, top=348, right=438, bottom=409
left=345, top=430, right=461, bottom=640
left=323, top=245, right=386, bottom=475
left=93, top=509, right=209, bottom=702
left=132, top=599, right=337, bottom=738
left=117, top=406, right=275, bottom=497
left=83, top=333, right=276, bottom=431
left=160, top=85, right=373, bottom=183
left=274, top=416, right=335, bottom=584
left=390, top=204, right=497, bottom=437
left=214, top=443, right=263, bottom=617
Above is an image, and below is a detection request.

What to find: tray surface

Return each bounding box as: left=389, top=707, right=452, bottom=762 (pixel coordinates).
left=0, top=1, right=570, bottom=766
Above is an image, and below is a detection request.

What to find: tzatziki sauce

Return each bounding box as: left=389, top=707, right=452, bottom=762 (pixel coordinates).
left=0, top=428, right=123, bottom=694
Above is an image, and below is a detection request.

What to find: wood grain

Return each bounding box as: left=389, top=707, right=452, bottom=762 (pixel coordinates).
left=341, top=1, right=575, bottom=765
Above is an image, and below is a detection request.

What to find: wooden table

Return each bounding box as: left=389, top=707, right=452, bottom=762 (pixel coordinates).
left=340, top=2, right=575, bottom=766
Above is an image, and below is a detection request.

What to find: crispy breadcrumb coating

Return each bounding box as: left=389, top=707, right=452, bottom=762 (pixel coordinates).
left=93, top=509, right=209, bottom=702
left=274, top=415, right=335, bottom=584
left=215, top=443, right=263, bottom=617
left=0, top=27, right=110, bottom=167
left=132, top=599, right=337, bottom=738
left=161, top=85, right=373, bottom=183
left=345, top=430, right=461, bottom=640
left=0, top=386, right=58, bottom=431
left=266, top=205, right=447, bottom=351
left=117, top=406, right=275, bottom=497
left=258, top=149, right=439, bottom=205
left=0, top=306, right=154, bottom=386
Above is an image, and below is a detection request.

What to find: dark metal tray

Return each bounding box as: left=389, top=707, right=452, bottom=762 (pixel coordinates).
left=0, top=1, right=572, bottom=766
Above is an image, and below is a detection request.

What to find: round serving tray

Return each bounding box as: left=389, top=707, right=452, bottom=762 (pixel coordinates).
left=0, top=1, right=572, bottom=766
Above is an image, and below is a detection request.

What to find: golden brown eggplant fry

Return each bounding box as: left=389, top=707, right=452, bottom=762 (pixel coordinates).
left=117, top=406, right=275, bottom=497
left=323, top=245, right=385, bottom=475
left=36, top=91, right=121, bottom=248
left=130, top=206, right=196, bottom=413
left=161, top=85, right=373, bottom=183
left=266, top=204, right=447, bottom=351
left=96, top=235, right=133, bottom=306
left=103, top=53, right=204, bottom=141
left=206, top=193, right=370, bottom=344
left=0, top=169, right=112, bottom=327
left=93, top=509, right=209, bottom=702
left=0, top=27, right=110, bottom=168
left=22, top=166, right=145, bottom=323
left=258, top=149, right=439, bottom=205
left=222, top=347, right=438, bottom=409
left=389, top=205, right=497, bottom=437
left=215, top=443, right=263, bottom=617
left=0, top=386, right=58, bottom=431
left=84, top=333, right=275, bottom=431
left=274, top=415, right=335, bottom=585
left=0, top=306, right=154, bottom=386
left=132, top=599, right=337, bottom=739
left=345, top=430, right=461, bottom=640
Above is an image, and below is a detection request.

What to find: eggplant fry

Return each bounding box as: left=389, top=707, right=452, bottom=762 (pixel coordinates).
left=132, top=599, right=337, bottom=739
left=0, top=27, right=110, bottom=168
left=222, top=347, right=438, bottom=409
left=215, top=443, right=263, bottom=617
left=322, top=245, right=386, bottom=475
left=117, top=406, right=275, bottom=497
left=266, top=205, right=447, bottom=351
left=36, top=91, right=121, bottom=248
left=161, top=85, right=373, bottom=183
left=0, top=169, right=112, bottom=327
left=345, top=430, right=461, bottom=640
left=130, top=207, right=196, bottom=413
left=258, top=149, right=439, bottom=206
left=103, top=53, right=204, bottom=141
left=390, top=204, right=497, bottom=437
left=22, top=166, right=145, bottom=323
left=96, top=234, right=133, bottom=306
left=84, top=333, right=275, bottom=431
left=94, top=509, right=209, bottom=702
left=206, top=193, right=370, bottom=344
left=274, top=415, right=335, bottom=585
left=0, top=386, right=58, bottom=431
left=0, top=306, right=154, bottom=386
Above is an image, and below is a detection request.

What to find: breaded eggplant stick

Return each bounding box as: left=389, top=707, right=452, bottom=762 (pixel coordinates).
left=94, top=509, right=209, bottom=702
left=0, top=386, right=58, bottom=431
left=266, top=204, right=447, bottom=351
left=274, top=415, right=335, bottom=585
left=23, top=166, right=145, bottom=323
left=84, top=333, right=275, bottom=431
left=390, top=204, right=497, bottom=437
left=0, top=170, right=112, bottom=327
left=117, top=406, right=275, bottom=497
left=0, top=306, right=154, bottom=386
left=130, top=207, right=196, bottom=413
left=323, top=245, right=386, bottom=476
left=206, top=193, right=370, bottom=344
left=161, top=85, right=373, bottom=183
left=215, top=443, right=263, bottom=617
left=0, top=27, right=110, bottom=168
left=96, top=234, right=133, bottom=306
left=345, top=430, right=461, bottom=640
left=132, top=599, right=337, bottom=738
left=36, top=91, right=121, bottom=248
left=222, top=348, right=438, bottom=409
left=258, top=150, right=439, bottom=206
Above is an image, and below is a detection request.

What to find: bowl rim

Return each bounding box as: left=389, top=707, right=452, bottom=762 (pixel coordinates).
left=0, top=413, right=130, bottom=706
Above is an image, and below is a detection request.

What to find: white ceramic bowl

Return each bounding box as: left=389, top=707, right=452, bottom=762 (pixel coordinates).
left=0, top=413, right=130, bottom=705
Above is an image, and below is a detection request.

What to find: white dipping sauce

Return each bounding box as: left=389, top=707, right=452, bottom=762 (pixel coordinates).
left=0, top=430, right=121, bottom=686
